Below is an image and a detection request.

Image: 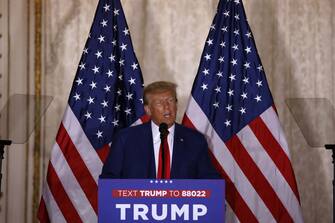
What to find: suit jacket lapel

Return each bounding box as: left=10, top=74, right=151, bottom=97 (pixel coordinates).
left=143, top=122, right=156, bottom=178
left=171, top=124, right=185, bottom=178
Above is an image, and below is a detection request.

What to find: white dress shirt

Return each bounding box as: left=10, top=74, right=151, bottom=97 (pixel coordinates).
left=151, top=121, right=175, bottom=176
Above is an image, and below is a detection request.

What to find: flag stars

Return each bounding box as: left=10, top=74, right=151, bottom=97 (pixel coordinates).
left=206, top=39, right=213, bottom=46
left=131, top=62, right=138, bottom=70
left=231, top=58, right=237, bottom=66
left=126, top=92, right=133, bottom=100
left=112, top=119, right=119, bottom=126
left=119, top=59, right=125, bottom=66
left=113, top=8, right=120, bottom=16
left=229, top=74, right=236, bottom=81
left=117, top=89, right=122, bottom=95
left=79, top=62, right=86, bottom=70
left=103, top=3, right=110, bottom=12
left=101, top=100, right=108, bottom=108
left=239, top=107, right=246, bottom=115
left=245, top=32, right=252, bottom=38
left=113, top=25, right=117, bottom=31
left=73, top=93, right=80, bottom=101
left=98, top=35, right=105, bottom=43
left=75, top=78, right=83, bottom=85
left=242, top=77, right=249, bottom=84
left=241, top=92, right=248, bottom=99
left=234, top=0, right=240, bottom=4
left=128, top=77, right=136, bottom=85
left=202, top=68, right=210, bottom=76
left=115, top=104, right=121, bottom=111
left=104, top=85, right=111, bottom=92
left=220, top=41, right=226, bottom=48
left=84, top=111, right=92, bottom=119
left=87, top=97, right=95, bottom=104
left=124, top=108, right=132, bottom=115
left=234, top=14, right=240, bottom=20
left=120, top=43, right=127, bottom=51
left=226, top=104, right=232, bottom=112
left=218, top=56, right=224, bottom=63
left=112, top=39, right=117, bottom=46
left=201, top=83, right=208, bottom=91
left=96, top=130, right=103, bottom=138
left=106, top=70, right=113, bottom=77
left=83, top=48, right=88, bottom=54
left=118, top=74, right=123, bottom=80
left=123, top=27, right=130, bottom=36
left=256, top=80, right=263, bottom=87
left=109, top=54, right=115, bottom=62
left=89, top=81, right=97, bottom=89
left=223, top=10, right=230, bottom=17
left=244, top=62, right=251, bottom=69
left=221, top=26, right=228, bottom=32
left=210, top=24, right=216, bottom=30
left=257, top=65, right=263, bottom=72
left=216, top=71, right=223, bottom=78
left=215, top=86, right=221, bottom=93
left=232, top=44, right=239, bottom=51
left=245, top=46, right=251, bottom=54
left=233, top=29, right=240, bottom=35
left=228, top=89, right=234, bottom=96
left=224, top=119, right=231, bottom=127
left=254, top=95, right=262, bottom=102
left=98, top=115, right=106, bottom=123
left=204, top=53, right=211, bottom=61
left=100, top=19, right=108, bottom=27
left=92, top=66, right=100, bottom=74
left=95, top=50, right=102, bottom=58
left=213, top=102, right=219, bottom=108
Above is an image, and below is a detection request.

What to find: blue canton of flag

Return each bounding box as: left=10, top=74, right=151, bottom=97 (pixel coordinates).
left=68, top=0, right=145, bottom=149
left=191, top=0, right=273, bottom=142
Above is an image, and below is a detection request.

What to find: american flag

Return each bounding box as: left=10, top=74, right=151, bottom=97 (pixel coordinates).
left=183, top=0, right=303, bottom=222
left=37, top=0, right=146, bottom=222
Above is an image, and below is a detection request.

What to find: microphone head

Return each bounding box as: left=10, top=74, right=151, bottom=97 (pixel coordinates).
left=159, top=123, right=168, bottom=137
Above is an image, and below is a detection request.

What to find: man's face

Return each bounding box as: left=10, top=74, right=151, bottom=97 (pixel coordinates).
left=144, top=90, right=177, bottom=128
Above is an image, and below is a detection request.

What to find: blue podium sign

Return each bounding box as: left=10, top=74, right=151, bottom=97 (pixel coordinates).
left=98, top=179, right=225, bottom=222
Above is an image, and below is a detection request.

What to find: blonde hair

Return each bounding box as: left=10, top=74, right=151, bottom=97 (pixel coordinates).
left=143, top=81, right=177, bottom=105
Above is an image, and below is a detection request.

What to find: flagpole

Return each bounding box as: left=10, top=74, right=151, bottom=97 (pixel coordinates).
left=0, top=140, right=12, bottom=193
left=325, top=144, right=335, bottom=223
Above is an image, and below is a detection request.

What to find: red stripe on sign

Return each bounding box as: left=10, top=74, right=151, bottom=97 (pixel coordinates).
left=226, top=135, right=293, bottom=222
left=46, top=162, right=82, bottom=223
left=249, top=116, right=300, bottom=201
left=56, top=124, right=98, bottom=214
left=182, top=114, right=258, bottom=223
left=37, top=198, right=51, bottom=223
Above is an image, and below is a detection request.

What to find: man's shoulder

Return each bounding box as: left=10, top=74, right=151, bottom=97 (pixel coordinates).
left=116, top=122, right=151, bottom=136
left=175, top=123, right=205, bottom=139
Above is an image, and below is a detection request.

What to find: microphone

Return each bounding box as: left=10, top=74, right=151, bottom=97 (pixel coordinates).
left=159, top=123, right=168, bottom=179
left=159, top=123, right=168, bottom=139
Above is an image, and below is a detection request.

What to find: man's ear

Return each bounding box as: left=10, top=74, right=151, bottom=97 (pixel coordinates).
left=144, top=105, right=151, bottom=116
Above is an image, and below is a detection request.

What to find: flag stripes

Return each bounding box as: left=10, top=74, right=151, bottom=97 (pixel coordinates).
left=184, top=96, right=303, bottom=222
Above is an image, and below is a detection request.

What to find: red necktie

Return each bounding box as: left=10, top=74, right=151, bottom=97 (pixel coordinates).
left=157, top=133, right=170, bottom=179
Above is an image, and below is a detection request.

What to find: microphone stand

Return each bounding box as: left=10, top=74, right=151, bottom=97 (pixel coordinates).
left=325, top=144, right=335, bottom=223
left=0, top=140, right=12, bottom=193
left=159, top=123, right=168, bottom=179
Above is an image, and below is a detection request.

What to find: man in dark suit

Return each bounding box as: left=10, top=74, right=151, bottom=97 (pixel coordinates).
left=100, top=81, right=219, bottom=179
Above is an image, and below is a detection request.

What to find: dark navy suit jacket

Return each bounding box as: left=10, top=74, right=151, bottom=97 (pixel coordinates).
left=100, top=122, right=219, bottom=179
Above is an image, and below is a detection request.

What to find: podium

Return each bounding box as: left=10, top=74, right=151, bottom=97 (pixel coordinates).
left=98, top=179, right=225, bottom=222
